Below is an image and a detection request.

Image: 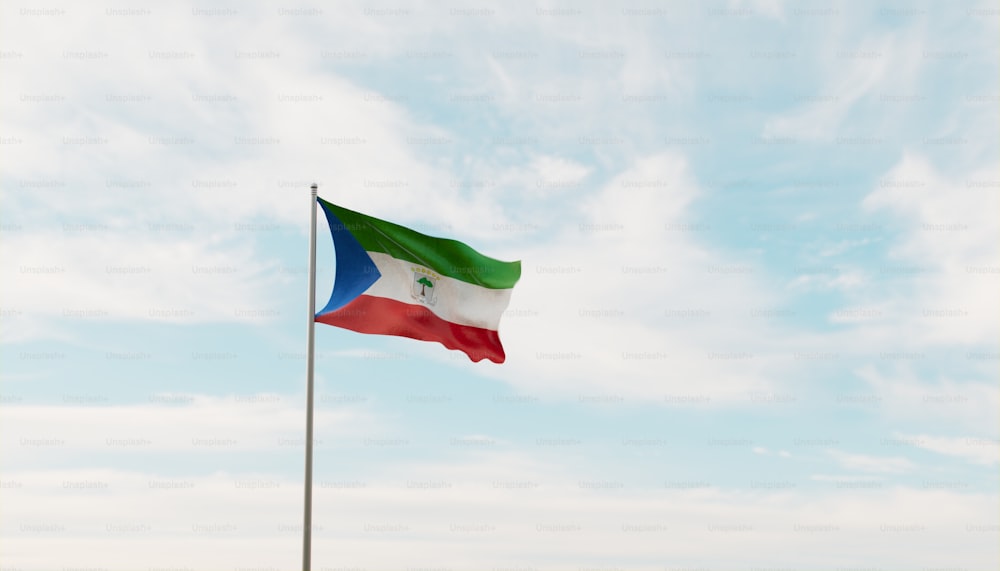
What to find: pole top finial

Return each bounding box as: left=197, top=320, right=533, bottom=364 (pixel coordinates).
left=310, top=183, right=318, bottom=190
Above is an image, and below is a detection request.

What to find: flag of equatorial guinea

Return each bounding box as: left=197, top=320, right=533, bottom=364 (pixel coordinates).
left=315, top=198, right=521, bottom=363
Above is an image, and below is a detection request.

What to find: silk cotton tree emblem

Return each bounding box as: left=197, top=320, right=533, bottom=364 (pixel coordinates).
left=411, top=267, right=439, bottom=306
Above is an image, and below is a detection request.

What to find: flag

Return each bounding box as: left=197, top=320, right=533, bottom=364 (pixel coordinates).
left=315, top=198, right=521, bottom=363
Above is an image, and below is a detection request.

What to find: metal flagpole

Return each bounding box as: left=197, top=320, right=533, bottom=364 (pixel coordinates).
left=302, top=183, right=318, bottom=571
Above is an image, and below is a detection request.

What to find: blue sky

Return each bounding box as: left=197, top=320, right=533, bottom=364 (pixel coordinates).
left=1, top=1, right=998, bottom=569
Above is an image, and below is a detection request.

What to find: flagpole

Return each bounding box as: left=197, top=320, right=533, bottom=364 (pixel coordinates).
left=303, top=182, right=318, bottom=571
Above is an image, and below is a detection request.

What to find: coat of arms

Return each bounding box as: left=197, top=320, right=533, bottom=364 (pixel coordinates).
left=410, top=268, right=438, bottom=306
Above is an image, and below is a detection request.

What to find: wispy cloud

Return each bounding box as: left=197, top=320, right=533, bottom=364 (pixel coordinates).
left=897, top=433, right=999, bottom=466
left=827, top=449, right=915, bottom=474
left=1, top=460, right=995, bottom=570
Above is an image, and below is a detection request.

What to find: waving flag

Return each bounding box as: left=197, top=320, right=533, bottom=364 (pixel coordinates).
left=315, top=198, right=520, bottom=363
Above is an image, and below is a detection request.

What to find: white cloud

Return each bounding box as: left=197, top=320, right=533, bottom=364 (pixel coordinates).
left=471, top=151, right=796, bottom=403
left=761, top=29, right=921, bottom=141
left=817, top=239, right=872, bottom=258
left=806, top=154, right=1000, bottom=369
left=732, top=0, right=786, bottom=21
left=762, top=54, right=885, bottom=139
left=0, top=231, right=276, bottom=334
left=897, top=433, right=1000, bottom=466
left=752, top=446, right=792, bottom=458
left=857, top=365, right=999, bottom=434
left=529, top=155, right=591, bottom=190
left=810, top=474, right=883, bottom=483
left=788, top=266, right=867, bottom=292
left=0, top=394, right=376, bottom=461
left=0, top=460, right=996, bottom=570
left=861, top=154, right=1000, bottom=345
left=827, top=449, right=915, bottom=474
left=3, top=18, right=496, bottom=229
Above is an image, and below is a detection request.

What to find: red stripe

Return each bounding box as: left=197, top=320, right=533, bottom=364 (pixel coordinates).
left=315, top=295, right=506, bottom=363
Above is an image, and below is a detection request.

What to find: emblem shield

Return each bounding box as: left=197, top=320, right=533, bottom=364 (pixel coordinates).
left=411, top=271, right=438, bottom=306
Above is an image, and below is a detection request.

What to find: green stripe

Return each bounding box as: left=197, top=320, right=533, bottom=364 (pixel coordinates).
left=319, top=199, right=521, bottom=289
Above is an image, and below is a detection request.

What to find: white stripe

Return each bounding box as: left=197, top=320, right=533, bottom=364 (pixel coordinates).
left=361, top=252, right=513, bottom=330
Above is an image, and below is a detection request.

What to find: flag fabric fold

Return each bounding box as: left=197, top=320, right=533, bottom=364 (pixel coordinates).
left=315, top=198, right=520, bottom=363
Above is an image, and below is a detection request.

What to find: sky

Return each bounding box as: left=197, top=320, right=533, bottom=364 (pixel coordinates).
left=0, top=0, right=998, bottom=570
